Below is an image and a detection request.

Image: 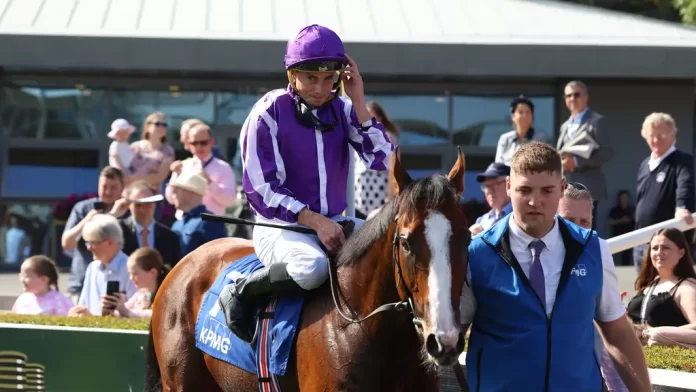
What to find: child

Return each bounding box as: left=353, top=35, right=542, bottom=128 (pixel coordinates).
left=12, top=255, right=74, bottom=316
left=103, top=247, right=170, bottom=318
left=108, top=118, right=137, bottom=174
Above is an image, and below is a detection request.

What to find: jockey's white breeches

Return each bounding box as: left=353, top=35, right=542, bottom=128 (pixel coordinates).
left=253, top=215, right=365, bottom=290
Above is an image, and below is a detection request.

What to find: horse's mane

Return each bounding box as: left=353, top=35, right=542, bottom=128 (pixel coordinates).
left=336, top=174, right=458, bottom=267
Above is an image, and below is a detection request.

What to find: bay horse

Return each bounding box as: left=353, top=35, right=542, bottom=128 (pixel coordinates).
left=144, top=148, right=471, bottom=391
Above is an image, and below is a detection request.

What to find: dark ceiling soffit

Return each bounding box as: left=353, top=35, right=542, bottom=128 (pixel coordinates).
left=0, top=34, right=695, bottom=79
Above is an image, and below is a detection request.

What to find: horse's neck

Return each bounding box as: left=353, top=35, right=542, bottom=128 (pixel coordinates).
left=336, top=227, right=401, bottom=318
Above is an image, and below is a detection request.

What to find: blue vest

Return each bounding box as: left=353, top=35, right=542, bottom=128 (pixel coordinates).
left=466, top=214, right=604, bottom=392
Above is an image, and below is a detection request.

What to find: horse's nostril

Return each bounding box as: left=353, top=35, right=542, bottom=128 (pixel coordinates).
left=426, top=334, right=441, bottom=356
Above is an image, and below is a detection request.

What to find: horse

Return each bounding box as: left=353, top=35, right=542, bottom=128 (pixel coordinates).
left=144, top=148, right=471, bottom=392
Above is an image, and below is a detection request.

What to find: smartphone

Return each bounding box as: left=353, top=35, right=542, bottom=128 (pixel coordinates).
left=106, top=281, right=120, bottom=296
left=93, top=201, right=106, bottom=212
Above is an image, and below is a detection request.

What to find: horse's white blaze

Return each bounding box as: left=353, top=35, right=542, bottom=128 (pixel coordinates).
left=424, top=210, right=458, bottom=350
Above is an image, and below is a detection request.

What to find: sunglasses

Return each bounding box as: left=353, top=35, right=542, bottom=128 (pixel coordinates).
left=564, top=92, right=582, bottom=99
left=565, top=181, right=589, bottom=192
left=190, top=139, right=210, bottom=147
left=148, top=121, right=168, bottom=128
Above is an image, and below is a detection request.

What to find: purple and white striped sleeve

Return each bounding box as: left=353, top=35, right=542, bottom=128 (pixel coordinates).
left=241, top=99, right=307, bottom=223
left=341, top=97, right=394, bottom=171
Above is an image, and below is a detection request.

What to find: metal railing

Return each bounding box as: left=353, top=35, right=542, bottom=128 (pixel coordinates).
left=606, top=213, right=696, bottom=255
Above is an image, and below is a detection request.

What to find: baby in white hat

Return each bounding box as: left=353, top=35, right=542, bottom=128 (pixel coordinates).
left=108, top=119, right=137, bottom=174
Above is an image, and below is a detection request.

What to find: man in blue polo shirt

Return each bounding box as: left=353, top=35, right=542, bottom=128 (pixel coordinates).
left=469, top=162, right=513, bottom=236
left=462, top=141, right=651, bottom=392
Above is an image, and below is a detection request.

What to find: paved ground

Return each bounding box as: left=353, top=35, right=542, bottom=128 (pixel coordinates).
left=0, top=267, right=641, bottom=310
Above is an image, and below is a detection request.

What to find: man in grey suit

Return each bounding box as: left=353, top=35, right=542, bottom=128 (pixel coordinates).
left=557, top=80, right=614, bottom=230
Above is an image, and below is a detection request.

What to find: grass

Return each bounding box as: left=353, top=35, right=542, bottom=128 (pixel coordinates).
left=0, top=314, right=150, bottom=330
left=0, top=315, right=694, bottom=373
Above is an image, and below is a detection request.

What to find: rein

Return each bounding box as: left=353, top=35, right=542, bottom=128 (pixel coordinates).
left=201, top=213, right=469, bottom=392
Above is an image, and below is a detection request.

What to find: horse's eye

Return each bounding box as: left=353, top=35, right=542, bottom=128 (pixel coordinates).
left=400, top=237, right=411, bottom=254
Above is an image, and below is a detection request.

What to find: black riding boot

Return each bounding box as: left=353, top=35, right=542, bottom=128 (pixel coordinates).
left=218, top=262, right=307, bottom=344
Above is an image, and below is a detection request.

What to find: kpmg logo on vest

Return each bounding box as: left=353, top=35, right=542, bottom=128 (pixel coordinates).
left=571, top=264, right=587, bottom=277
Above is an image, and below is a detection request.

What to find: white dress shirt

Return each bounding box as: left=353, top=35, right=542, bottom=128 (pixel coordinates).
left=507, top=217, right=625, bottom=321
left=647, top=144, right=676, bottom=172
left=463, top=217, right=626, bottom=323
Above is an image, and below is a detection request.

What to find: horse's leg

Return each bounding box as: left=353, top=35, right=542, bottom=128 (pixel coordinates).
left=158, top=325, right=223, bottom=392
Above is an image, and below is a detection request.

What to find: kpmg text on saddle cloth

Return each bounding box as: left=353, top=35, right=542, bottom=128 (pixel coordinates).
left=217, top=23, right=395, bottom=344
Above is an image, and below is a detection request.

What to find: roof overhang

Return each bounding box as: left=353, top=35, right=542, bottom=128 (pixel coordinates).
left=1, top=33, right=696, bottom=79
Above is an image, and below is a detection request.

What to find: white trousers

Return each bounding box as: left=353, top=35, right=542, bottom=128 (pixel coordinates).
left=252, top=215, right=365, bottom=290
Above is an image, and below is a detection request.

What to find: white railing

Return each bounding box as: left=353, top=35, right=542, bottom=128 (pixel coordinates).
left=606, top=213, right=696, bottom=254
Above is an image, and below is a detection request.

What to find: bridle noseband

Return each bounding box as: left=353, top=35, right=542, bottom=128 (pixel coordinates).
left=327, top=213, right=423, bottom=328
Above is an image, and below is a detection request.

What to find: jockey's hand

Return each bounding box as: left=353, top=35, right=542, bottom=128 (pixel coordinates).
left=316, top=216, right=346, bottom=254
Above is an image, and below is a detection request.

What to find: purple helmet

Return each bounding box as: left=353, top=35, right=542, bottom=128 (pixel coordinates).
left=284, top=25, right=346, bottom=71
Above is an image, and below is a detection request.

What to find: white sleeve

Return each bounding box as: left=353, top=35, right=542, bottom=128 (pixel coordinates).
left=595, top=238, right=627, bottom=322
left=108, top=141, right=118, bottom=155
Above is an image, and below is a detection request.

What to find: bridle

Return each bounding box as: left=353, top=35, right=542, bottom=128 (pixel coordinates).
left=326, top=213, right=424, bottom=329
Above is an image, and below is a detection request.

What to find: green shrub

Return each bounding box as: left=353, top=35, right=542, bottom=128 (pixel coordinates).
left=0, top=314, right=150, bottom=330
left=0, top=315, right=694, bottom=373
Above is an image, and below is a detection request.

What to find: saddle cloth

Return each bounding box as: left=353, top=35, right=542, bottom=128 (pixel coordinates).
left=194, top=253, right=305, bottom=379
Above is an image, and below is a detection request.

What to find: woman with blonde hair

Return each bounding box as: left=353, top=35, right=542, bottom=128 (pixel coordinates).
left=128, top=111, right=175, bottom=190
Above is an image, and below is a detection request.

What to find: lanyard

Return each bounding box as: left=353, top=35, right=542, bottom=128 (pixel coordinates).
left=640, top=279, right=659, bottom=325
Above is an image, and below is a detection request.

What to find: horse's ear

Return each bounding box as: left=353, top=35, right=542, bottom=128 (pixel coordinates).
left=391, top=147, right=412, bottom=196
left=447, top=146, right=466, bottom=195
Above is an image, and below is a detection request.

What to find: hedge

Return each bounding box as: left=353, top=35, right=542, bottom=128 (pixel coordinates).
left=0, top=314, right=694, bottom=373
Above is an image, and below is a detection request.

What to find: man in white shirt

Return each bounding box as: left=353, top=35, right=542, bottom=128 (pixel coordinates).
left=462, top=141, right=651, bottom=392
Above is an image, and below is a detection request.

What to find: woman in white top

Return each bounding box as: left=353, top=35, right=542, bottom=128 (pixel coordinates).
left=353, top=101, right=400, bottom=219
left=495, top=96, right=549, bottom=165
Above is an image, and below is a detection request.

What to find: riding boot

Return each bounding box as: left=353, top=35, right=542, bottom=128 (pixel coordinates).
left=218, top=262, right=307, bottom=344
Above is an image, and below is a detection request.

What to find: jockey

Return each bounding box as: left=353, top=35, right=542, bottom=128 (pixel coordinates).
left=218, top=24, right=395, bottom=343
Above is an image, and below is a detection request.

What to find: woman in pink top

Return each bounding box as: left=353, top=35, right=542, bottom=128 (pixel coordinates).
left=128, top=111, right=175, bottom=190
left=102, top=247, right=170, bottom=318
left=12, top=255, right=74, bottom=316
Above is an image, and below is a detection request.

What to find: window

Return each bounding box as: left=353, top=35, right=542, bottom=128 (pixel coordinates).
left=0, top=87, right=108, bottom=140
left=364, top=95, right=450, bottom=146
left=111, top=91, right=216, bottom=150
left=215, top=92, right=266, bottom=127
left=452, top=96, right=555, bottom=147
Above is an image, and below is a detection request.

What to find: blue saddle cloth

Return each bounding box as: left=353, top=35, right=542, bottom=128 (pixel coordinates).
left=194, top=254, right=305, bottom=375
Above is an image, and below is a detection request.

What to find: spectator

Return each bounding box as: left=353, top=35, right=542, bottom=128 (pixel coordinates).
left=166, top=123, right=236, bottom=219
left=556, top=182, right=628, bottom=392
left=354, top=101, right=400, bottom=219
left=168, top=171, right=227, bottom=256
left=107, top=119, right=138, bottom=179
left=469, top=163, right=512, bottom=236
left=116, top=180, right=182, bottom=266
left=68, top=213, right=137, bottom=317
left=102, top=247, right=171, bottom=318
left=495, top=95, right=549, bottom=166
left=178, top=118, right=222, bottom=158
left=608, top=190, right=635, bottom=266
left=557, top=80, right=613, bottom=230
left=626, top=228, right=696, bottom=348
left=128, top=111, right=175, bottom=191
left=633, top=113, right=695, bottom=271
left=557, top=182, right=594, bottom=230
left=4, top=215, right=30, bottom=264
left=12, top=255, right=73, bottom=316
left=61, top=166, right=127, bottom=304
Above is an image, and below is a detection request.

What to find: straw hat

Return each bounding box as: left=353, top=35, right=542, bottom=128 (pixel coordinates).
left=169, top=171, right=208, bottom=196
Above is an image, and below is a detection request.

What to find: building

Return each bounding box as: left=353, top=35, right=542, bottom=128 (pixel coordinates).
left=0, top=0, right=695, bottom=267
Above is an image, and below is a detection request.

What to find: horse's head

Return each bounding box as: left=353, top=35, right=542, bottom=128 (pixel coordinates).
left=390, top=147, right=469, bottom=367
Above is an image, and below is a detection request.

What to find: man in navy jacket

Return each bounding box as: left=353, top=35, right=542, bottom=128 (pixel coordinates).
left=461, top=142, right=651, bottom=392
